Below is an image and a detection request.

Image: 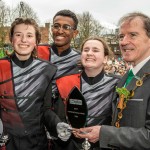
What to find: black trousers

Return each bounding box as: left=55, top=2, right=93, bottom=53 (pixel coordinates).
left=6, top=131, right=48, bottom=150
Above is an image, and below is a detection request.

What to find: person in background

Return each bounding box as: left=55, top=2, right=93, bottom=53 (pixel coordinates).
left=75, top=12, right=150, bottom=150
left=0, top=18, right=71, bottom=150
left=56, top=36, right=120, bottom=149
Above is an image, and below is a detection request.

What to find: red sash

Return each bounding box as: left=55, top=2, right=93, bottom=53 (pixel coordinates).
left=0, top=59, right=23, bottom=127
left=56, top=73, right=81, bottom=104
left=0, top=145, right=6, bottom=150
left=37, top=44, right=51, bottom=61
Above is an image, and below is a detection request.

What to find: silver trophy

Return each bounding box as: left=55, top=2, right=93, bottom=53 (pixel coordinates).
left=67, top=87, right=90, bottom=150
left=82, top=138, right=91, bottom=150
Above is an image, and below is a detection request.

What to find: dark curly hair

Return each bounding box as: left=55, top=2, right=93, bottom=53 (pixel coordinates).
left=53, top=9, right=78, bottom=30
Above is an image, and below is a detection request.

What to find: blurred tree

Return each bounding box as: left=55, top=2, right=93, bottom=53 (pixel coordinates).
left=0, top=0, right=9, bottom=57
left=12, top=1, right=39, bottom=24
left=73, top=11, right=104, bottom=49
left=0, top=0, right=39, bottom=27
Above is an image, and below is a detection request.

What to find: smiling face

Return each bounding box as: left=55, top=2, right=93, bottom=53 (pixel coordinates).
left=119, top=17, right=150, bottom=66
left=12, top=23, right=36, bottom=60
left=81, top=39, right=108, bottom=76
left=51, top=15, right=78, bottom=53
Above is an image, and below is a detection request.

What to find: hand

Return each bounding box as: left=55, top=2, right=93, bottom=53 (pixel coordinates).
left=75, top=126, right=101, bottom=143
left=56, top=122, right=72, bottom=141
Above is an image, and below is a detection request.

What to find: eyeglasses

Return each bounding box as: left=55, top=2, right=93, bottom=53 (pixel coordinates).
left=51, top=23, right=75, bottom=31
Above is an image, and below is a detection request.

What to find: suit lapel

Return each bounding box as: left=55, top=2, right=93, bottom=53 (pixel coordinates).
left=112, top=59, right=150, bottom=126
left=117, top=71, right=129, bottom=88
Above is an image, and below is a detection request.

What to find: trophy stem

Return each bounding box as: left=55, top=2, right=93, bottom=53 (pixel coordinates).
left=82, top=138, right=91, bottom=150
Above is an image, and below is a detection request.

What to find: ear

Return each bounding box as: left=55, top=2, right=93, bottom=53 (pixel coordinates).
left=148, top=38, right=150, bottom=48
left=51, top=28, right=53, bottom=32
left=103, top=56, right=108, bottom=64
left=73, top=29, right=79, bottom=38
left=11, top=41, right=13, bottom=44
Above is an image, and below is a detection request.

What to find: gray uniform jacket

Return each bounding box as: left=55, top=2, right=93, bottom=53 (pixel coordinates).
left=100, top=59, right=150, bottom=150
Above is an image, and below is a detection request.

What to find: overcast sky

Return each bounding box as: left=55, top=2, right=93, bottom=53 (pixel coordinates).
left=3, top=0, right=150, bottom=29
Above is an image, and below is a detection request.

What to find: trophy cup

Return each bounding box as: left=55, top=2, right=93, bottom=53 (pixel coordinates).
left=66, top=86, right=91, bottom=150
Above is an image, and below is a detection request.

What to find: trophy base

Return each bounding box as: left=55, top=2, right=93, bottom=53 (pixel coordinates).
left=81, top=138, right=91, bottom=150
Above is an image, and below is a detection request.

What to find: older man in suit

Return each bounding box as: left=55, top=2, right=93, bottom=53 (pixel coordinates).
left=74, top=12, right=150, bottom=150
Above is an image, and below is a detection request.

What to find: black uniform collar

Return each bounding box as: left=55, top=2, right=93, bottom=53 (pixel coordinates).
left=82, top=70, right=105, bottom=85
left=51, top=43, right=71, bottom=56
left=12, top=53, right=33, bottom=68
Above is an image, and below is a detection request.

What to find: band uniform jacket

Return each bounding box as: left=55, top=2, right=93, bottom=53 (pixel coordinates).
left=100, top=59, right=150, bottom=150
left=0, top=54, right=61, bottom=150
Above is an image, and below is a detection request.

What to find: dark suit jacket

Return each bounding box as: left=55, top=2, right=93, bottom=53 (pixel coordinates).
left=99, top=59, right=150, bottom=150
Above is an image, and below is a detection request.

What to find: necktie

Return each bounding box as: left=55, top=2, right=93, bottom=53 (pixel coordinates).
left=125, top=69, right=134, bottom=87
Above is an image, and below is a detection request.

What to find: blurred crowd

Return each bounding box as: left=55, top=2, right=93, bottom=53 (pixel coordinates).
left=104, top=57, right=130, bottom=76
